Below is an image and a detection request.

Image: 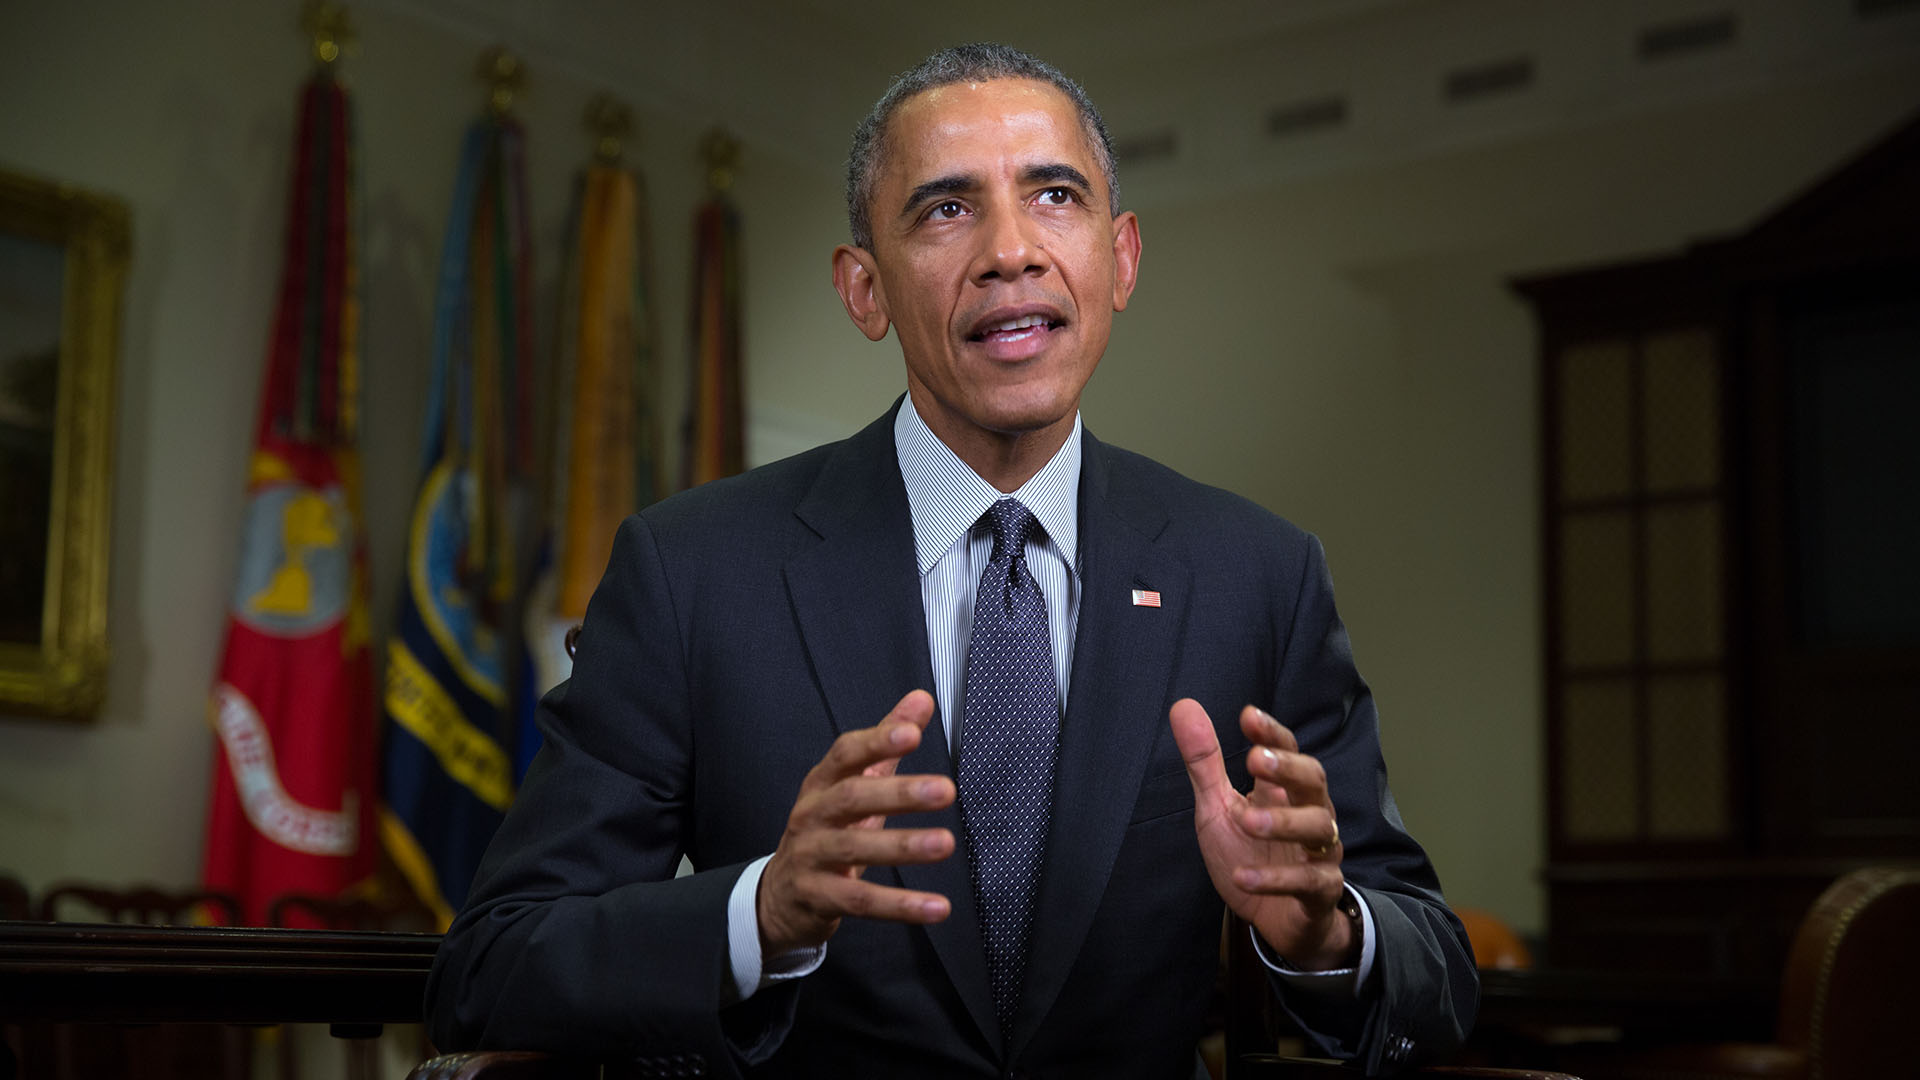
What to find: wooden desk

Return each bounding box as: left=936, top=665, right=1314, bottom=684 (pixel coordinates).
left=0, top=920, right=438, bottom=1026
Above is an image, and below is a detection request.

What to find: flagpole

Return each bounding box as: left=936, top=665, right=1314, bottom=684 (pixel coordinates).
left=302, top=1, right=351, bottom=69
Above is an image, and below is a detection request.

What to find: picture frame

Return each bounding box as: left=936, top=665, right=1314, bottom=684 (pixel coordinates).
left=0, top=168, right=128, bottom=718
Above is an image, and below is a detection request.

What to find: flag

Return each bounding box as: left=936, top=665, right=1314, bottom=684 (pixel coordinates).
left=202, top=68, right=377, bottom=927
left=379, top=114, right=535, bottom=929
left=682, top=183, right=743, bottom=487
left=523, top=149, right=661, bottom=768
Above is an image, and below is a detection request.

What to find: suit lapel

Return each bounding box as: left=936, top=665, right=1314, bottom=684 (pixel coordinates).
left=785, top=410, right=931, bottom=743
left=783, top=404, right=999, bottom=1052
left=1012, top=431, right=1192, bottom=1056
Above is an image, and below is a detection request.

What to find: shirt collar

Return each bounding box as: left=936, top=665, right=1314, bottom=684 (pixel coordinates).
left=894, top=395, right=1082, bottom=577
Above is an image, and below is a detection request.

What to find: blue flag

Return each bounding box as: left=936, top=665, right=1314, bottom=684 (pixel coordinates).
left=379, top=116, right=534, bottom=927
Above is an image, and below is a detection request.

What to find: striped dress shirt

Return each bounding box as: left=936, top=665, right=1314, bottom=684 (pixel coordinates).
left=893, top=396, right=1082, bottom=750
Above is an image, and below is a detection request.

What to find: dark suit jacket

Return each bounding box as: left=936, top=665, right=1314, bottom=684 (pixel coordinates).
left=426, top=402, right=1477, bottom=1078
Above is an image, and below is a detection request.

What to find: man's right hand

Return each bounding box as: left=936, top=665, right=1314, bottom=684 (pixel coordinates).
left=756, top=689, right=956, bottom=957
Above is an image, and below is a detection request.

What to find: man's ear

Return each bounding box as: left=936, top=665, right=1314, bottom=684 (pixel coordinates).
left=1109, top=211, right=1142, bottom=312
left=832, top=244, right=891, bottom=342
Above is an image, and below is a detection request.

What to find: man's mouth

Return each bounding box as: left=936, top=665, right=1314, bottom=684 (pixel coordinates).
left=968, top=312, right=1066, bottom=347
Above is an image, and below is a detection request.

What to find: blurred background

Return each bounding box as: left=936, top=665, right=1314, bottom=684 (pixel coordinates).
left=1, top=1, right=1918, bottom=1072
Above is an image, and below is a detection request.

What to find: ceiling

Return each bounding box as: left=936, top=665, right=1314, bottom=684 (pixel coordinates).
left=375, top=0, right=1920, bottom=207
left=773, top=0, right=1435, bottom=74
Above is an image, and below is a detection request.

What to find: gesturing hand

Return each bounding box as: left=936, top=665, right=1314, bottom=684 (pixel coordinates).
left=1169, top=698, right=1356, bottom=971
left=756, top=689, right=957, bottom=957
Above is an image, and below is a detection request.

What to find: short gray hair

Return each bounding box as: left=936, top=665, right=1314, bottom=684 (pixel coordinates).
left=845, top=43, right=1119, bottom=251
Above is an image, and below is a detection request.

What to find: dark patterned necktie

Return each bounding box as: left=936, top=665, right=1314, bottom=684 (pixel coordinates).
left=956, top=497, right=1062, bottom=1036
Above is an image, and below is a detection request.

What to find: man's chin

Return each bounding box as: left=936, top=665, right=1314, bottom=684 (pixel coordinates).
left=910, top=380, right=1083, bottom=441
left=973, top=400, right=1079, bottom=440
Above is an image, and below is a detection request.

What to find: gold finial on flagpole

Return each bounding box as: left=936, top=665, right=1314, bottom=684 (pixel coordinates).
left=478, top=47, right=526, bottom=116
left=701, top=128, right=739, bottom=193
left=302, top=0, right=354, bottom=69
left=585, top=95, right=633, bottom=164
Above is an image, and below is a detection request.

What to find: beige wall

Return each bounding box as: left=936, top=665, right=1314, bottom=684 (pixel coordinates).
left=0, top=0, right=850, bottom=896
left=1084, top=66, right=1920, bottom=930
left=2, top=0, right=1918, bottom=945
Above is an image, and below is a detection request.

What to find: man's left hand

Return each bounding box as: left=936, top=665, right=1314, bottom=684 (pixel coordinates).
left=1169, top=698, right=1356, bottom=971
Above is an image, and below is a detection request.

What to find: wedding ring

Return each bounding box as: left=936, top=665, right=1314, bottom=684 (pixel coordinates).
left=1305, top=821, right=1339, bottom=857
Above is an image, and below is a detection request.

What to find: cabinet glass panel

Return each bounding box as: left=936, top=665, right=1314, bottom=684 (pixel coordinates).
left=1562, top=678, right=1639, bottom=841
left=1560, top=511, right=1635, bottom=668
left=1647, top=674, right=1729, bottom=839
left=1642, top=328, right=1720, bottom=493
left=1559, top=340, right=1634, bottom=502
left=1645, top=502, right=1724, bottom=663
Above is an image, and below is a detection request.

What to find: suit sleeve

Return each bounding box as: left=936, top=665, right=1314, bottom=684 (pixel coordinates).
left=424, top=515, right=799, bottom=1074
left=1264, top=534, right=1479, bottom=1073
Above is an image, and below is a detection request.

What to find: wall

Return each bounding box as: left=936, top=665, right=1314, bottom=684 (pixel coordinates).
left=0, top=0, right=852, bottom=895
left=2, top=0, right=1918, bottom=946
left=1084, top=63, right=1920, bottom=929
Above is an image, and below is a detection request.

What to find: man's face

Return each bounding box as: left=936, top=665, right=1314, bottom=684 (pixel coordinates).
left=835, top=78, right=1141, bottom=464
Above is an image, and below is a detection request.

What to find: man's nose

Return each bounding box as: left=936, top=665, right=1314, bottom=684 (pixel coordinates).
left=971, top=206, right=1052, bottom=283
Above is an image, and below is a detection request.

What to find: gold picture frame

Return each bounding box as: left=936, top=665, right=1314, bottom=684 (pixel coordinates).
left=0, top=169, right=128, bottom=718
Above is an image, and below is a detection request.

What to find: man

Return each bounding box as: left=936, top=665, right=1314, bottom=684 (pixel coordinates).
left=427, top=44, right=1476, bottom=1078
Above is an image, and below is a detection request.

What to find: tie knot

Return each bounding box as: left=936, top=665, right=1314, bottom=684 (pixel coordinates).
left=983, top=497, right=1041, bottom=561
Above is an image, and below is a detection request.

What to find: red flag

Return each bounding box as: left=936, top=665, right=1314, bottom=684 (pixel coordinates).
left=201, top=71, right=376, bottom=926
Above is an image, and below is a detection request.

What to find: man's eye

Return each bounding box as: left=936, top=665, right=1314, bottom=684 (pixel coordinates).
left=928, top=200, right=967, bottom=220
left=1036, top=187, right=1076, bottom=206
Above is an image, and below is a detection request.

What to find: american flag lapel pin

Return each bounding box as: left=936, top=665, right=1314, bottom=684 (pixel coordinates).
left=1131, top=588, right=1162, bottom=608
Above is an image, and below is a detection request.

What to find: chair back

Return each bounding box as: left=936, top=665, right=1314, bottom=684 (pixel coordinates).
left=1, top=873, right=29, bottom=920
left=267, top=889, right=435, bottom=932
left=1775, top=866, right=1920, bottom=1080
left=36, top=882, right=244, bottom=925
left=1455, top=907, right=1533, bottom=971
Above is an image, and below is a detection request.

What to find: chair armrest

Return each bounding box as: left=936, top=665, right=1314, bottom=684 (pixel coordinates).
left=408, top=1051, right=598, bottom=1080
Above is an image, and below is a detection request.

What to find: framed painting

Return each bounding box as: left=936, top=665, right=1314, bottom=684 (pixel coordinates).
left=0, top=169, right=128, bottom=718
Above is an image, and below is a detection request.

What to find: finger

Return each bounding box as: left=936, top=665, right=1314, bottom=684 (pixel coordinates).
left=798, top=774, right=955, bottom=827
left=867, top=690, right=937, bottom=781
left=1169, top=698, right=1232, bottom=807
left=808, top=691, right=938, bottom=789
left=811, top=726, right=915, bottom=789
left=804, top=874, right=952, bottom=924
left=1245, top=746, right=1293, bottom=809
left=1234, top=803, right=1340, bottom=849
left=1230, top=860, right=1345, bottom=900
left=1247, top=742, right=1330, bottom=807
left=1302, top=819, right=1342, bottom=861
left=1239, top=705, right=1299, bottom=754
left=793, top=825, right=955, bottom=869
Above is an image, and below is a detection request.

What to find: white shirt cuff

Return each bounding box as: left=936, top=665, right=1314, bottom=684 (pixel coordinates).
left=725, top=854, right=828, bottom=1004
left=1249, top=883, right=1378, bottom=997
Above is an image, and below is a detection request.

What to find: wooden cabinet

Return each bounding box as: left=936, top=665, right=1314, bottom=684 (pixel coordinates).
left=1514, top=111, right=1920, bottom=982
